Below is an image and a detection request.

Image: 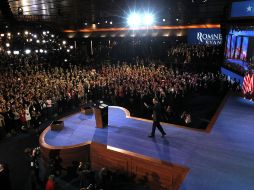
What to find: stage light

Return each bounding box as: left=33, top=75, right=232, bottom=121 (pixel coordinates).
left=24, top=31, right=29, bottom=35
left=163, top=18, right=166, bottom=22
left=13, top=51, right=19, bottom=55
left=44, top=50, right=47, bottom=54
left=17, top=32, right=20, bottom=35
left=7, top=50, right=11, bottom=54
left=0, top=34, right=4, bottom=37
left=51, top=34, right=54, bottom=38
left=84, top=22, right=88, bottom=26
left=35, top=50, right=38, bottom=53
left=33, top=34, right=37, bottom=38
left=47, top=31, right=50, bottom=34
left=6, top=43, right=10, bottom=47
left=67, top=49, right=70, bottom=52
left=25, top=49, right=31, bottom=54
left=39, top=49, right=43, bottom=53
left=110, top=21, right=113, bottom=25
left=62, top=40, right=66, bottom=45
left=105, top=20, right=108, bottom=23
left=143, top=13, right=154, bottom=26
left=70, top=46, right=73, bottom=49
left=127, top=13, right=141, bottom=27
left=36, top=40, right=40, bottom=43
left=7, top=33, right=11, bottom=37
left=42, top=40, right=46, bottom=43
left=64, top=59, right=68, bottom=62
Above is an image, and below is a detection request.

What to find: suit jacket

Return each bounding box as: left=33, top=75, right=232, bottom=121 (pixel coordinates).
left=152, top=102, right=162, bottom=122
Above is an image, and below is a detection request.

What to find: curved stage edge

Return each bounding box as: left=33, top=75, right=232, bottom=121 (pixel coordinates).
left=39, top=106, right=189, bottom=190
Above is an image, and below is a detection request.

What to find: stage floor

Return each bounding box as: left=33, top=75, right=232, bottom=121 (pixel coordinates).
left=43, top=96, right=254, bottom=190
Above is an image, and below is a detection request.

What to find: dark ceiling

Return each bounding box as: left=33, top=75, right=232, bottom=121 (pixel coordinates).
left=6, top=0, right=230, bottom=29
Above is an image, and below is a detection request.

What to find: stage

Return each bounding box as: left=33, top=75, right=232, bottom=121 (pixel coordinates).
left=40, top=96, right=254, bottom=190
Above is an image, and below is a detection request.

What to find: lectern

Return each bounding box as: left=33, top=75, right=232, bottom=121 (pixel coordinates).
left=93, top=103, right=108, bottom=128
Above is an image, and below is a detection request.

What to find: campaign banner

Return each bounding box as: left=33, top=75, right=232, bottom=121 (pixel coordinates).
left=231, top=1, right=254, bottom=18
left=187, top=28, right=222, bottom=45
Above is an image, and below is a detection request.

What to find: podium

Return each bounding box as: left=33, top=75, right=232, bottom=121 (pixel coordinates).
left=93, top=103, right=108, bottom=128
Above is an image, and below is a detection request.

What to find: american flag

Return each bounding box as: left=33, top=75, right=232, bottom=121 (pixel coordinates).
left=242, top=73, right=254, bottom=95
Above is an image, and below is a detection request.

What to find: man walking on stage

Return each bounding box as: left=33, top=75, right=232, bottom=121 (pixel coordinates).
left=144, top=97, right=166, bottom=138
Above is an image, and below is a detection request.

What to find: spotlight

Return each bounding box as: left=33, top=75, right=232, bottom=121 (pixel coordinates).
left=7, top=50, right=11, bottom=54
left=0, top=34, right=4, bottom=37
left=35, top=50, right=38, bottom=53
left=110, top=21, right=113, bottom=25
left=42, top=40, right=46, bottom=43
left=13, top=51, right=19, bottom=55
left=143, top=13, right=154, bottom=26
left=24, top=31, right=29, bottom=35
left=44, top=50, right=47, bottom=54
left=33, top=34, right=37, bottom=38
left=51, top=34, right=54, bottom=38
left=36, top=40, right=40, bottom=43
left=25, top=49, right=31, bottom=54
left=17, top=32, right=20, bottom=35
left=62, top=40, right=66, bottom=45
left=163, top=18, right=166, bottom=22
left=43, top=31, right=46, bottom=35
left=127, top=13, right=141, bottom=27
left=6, top=43, right=10, bottom=47
left=67, top=49, right=70, bottom=52
left=7, top=33, right=11, bottom=37
left=70, top=46, right=73, bottom=49
left=64, top=59, right=68, bottom=62
left=39, top=49, right=43, bottom=53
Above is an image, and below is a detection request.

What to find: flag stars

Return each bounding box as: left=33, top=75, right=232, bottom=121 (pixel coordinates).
left=247, top=5, right=253, bottom=12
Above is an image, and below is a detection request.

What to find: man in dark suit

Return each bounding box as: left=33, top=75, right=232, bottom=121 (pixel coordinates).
left=145, top=97, right=166, bottom=138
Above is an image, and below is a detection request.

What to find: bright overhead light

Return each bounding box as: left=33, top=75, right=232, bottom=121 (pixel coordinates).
left=62, top=40, right=66, bottom=45
left=127, top=12, right=141, bottom=27
left=36, top=40, right=40, bottom=43
left=39, top=49, right=43, bottom=53
left=143, top=13, right=154, bottom=26
left=7, top=33, right=11, bottom=37
left=0, top=34, right=4, bottom=37
left=67, top=49, right=70, bottom=52
left=6, top=43, right=10, bottom=47
left=24, top=31, right=29, bottom=35
left=13, top=51, right=19, bottom=55
left=7, top=50, right=11, bottom=54
left=25, top=49, right=31, bottom=54
left=127, top=12, right=155, bottom=27
left=70, top=46, right=73, bottom=49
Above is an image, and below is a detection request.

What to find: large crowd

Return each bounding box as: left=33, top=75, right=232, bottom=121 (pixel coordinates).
left=0, top=52, right=240, bottom=137
left=0, top=28, right=241, bottom=138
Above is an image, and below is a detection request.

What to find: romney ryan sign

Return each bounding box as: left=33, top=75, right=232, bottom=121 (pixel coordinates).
left=187, top=28, right=222, bottom=45
left=231, top=1, right=254, bottom=18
